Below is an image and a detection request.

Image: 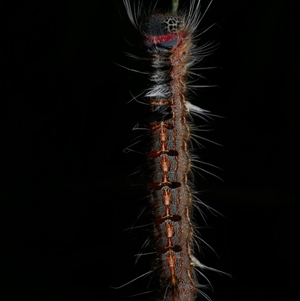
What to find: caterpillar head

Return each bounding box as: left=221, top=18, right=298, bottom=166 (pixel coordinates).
left=142, top=14, right=183, bottom=36
left=142, top=14, right=184, bottom=48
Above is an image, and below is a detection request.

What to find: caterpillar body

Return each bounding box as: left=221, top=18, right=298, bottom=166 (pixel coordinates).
left=122, top=1, right=221, bottom=301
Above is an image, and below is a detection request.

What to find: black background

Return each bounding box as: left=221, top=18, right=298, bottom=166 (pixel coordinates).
left=1, top=0, right=299, bottom=300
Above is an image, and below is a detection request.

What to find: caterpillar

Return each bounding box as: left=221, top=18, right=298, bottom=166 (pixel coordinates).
left=121, top=1, right=223, bottom=300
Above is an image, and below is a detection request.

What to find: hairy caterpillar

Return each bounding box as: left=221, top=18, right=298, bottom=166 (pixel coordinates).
left=120, top=1, right=224, bottom=301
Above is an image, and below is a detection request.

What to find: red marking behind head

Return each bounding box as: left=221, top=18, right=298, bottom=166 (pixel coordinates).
left=144, top=31, right=188, bottom=48
left=145, top=33, right=179, bottom=45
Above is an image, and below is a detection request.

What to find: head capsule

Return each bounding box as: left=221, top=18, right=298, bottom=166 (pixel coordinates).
left=141, top=14, right=184, bottom=48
